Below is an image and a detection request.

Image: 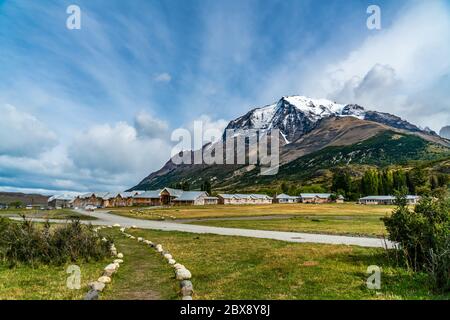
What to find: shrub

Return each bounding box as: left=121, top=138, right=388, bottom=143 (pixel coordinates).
left=383, top=192, right=450, bottom=291
left=0, top=217, right=113, bottom=266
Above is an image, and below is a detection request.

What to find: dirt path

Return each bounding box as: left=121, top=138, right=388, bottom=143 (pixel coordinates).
left=100, top=230, right=178, bottom=300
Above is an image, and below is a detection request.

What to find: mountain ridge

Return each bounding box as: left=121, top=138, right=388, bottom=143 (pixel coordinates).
left=131, top=95, right=450, bottom=191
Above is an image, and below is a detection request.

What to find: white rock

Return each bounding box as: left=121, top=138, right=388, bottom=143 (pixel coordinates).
left=174, top=263, right=185, bottom=270
left=131, top=225, right=138, bottom=229
left=137, top=237, right=143, bottom=242
left=101, top=237, right=107, bottom=242
left=130, top=236, right=136, bottom=240
left=164, top=253, right=173, bottom=260
left=114, top=259, right=123, bottom=264
left=168, top=259, right=176, bottom=265
left=113, top=223, right=121, bottom=227
left=176, top=268, right=192, bottom=280
left=104, top=263, right=118, bottom=272
left=117, top=253, right=124, bottom=259
left=120, top=228, right=126, bottom=232
left=98, top=276, right=111, bottom=284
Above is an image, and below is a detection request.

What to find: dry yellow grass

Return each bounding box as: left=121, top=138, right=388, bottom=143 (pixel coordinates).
left=110, top=203, right=394, bottom=220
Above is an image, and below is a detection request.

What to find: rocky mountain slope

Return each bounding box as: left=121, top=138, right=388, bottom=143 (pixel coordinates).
left=131, top=96, right=450, bottom=191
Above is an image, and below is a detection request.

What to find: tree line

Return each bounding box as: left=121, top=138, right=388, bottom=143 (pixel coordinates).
left=332, top=167, right=449, bottom=200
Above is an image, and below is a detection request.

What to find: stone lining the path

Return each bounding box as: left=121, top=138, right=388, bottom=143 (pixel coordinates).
left=118, top=225, right=194, bottom=300
left=84, top=226, right=124, bottom=300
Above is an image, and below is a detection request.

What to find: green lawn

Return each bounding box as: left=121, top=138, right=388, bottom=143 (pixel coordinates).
left=0, top=259, right=108, bottom=300
left=1, top=227, right=447, bottom=300
left=122, top=228, right=446, bottom=300
left=186, top=215, right=387, bottom=237
left=99, top=229, right=178, bottom=300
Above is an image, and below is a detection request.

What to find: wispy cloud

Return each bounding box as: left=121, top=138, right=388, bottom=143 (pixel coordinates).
left=154, top=73, right=172, bottom=83
left=0, top=0, right=449, bottom=193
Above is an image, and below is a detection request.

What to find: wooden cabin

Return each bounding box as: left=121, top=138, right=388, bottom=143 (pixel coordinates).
left=172, top=191, right=215, bottom=206
left=217, top=193, right=272, bottom=205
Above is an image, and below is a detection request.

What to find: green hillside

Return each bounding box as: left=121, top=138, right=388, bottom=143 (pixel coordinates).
left=136, top=131, right=450, bottom=192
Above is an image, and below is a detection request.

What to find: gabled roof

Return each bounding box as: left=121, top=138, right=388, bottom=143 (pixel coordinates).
left=79, top=192, right=95, bottom=199
left=249, top=194, right=272, bottom=200
left=134, top=190, right=162, bottom=199
left=119, top=192, right=136, bottom=198
left=104, top=192, right=119, bottom=199
left=276, top=193, right=299, bottom=199
left=300, top=193, right=332, bottom=199
left=162, top=187, right=184, bottom=197
left=218, top=194, right=238, bottom=199
left=218, top=193, right=271, bottom=200
left=94, top=192, right=110, bottom=199
left=173, top=191, right=208, bottom=201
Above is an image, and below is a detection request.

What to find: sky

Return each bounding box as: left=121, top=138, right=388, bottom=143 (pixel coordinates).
left=0, top=0, right=449, bottom=195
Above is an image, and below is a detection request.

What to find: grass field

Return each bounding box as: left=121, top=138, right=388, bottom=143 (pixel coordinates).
left=0, top=259, right=108, bottom=300
left=1, top=226, right=447, bottom=300
left=114, top=228, right=445, bottom=300
left=99, top=229, right=178, bottom=300
left=109, top=203, right=394, bottom=220
left=108, top=203, right=392, bottom=237
left=186, top=215, right=387, bottom=237
left=0, top=208, right=96, bottom=220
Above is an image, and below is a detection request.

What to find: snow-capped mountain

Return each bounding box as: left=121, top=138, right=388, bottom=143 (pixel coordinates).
left=226, top=95, right=422, bottom=143
left=131, top=95, right=449, bottom=191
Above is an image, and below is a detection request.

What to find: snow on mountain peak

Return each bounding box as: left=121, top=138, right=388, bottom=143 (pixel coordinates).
left=280, top=95, right=348, bottom=121
left=226, top=94, right=422, bottom=144
left=248, top=103, right=278, bottom=129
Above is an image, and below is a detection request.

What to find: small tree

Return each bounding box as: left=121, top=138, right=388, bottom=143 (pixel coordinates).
left=383, top=191, right=450, bottom=291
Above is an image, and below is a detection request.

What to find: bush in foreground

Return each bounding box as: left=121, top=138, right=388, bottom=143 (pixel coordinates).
left=0, top=217, right=112, bottom=266
left=383, top=191, right=450, bottom=292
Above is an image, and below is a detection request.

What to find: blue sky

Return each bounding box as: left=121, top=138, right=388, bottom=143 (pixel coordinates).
left=0, top=0, right=449, bottom=194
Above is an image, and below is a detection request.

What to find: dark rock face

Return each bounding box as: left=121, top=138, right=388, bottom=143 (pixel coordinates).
left=226, top=96, right=425, bottom=144
left=440, top=126, right=450, bottom=139
left=363, top=111, right=422, bottom=133
left=269, top=98, right=318, bottom=142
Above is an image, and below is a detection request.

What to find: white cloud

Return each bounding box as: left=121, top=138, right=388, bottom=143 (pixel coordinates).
left=255, top=1, right=450, bottom=132
left=69, top=120, right=172, bottom=178
left=322, top=1, right=450, bottom=130
left=154, top=72, right=172, bottom=83
left=325, top=2, right=450, bottom=90
left=0, top=104, right=57, bottom=157
left=0, top=112, right=173, bottom=193
left=134, top=111, right=169, bottom=139
left=332, top=64, right=401, bottom=106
